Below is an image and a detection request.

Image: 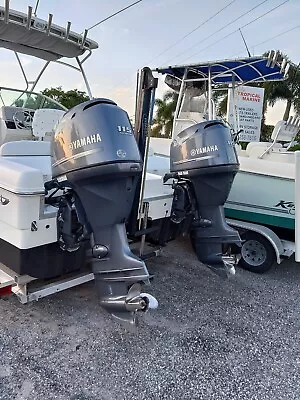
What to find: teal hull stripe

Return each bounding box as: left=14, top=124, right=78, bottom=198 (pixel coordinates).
left=224, top=207, right=295, bottom=230
left=226, top=200, right=289, bottom=215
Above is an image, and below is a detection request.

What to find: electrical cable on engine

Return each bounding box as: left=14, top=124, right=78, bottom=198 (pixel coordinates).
left=162, top=0, right=271, bottom=65
left=87, top=0, right=143, bottom=32
left=144, top=0, right=238, bottom=65
left=184, top=0, right=290, bottom=62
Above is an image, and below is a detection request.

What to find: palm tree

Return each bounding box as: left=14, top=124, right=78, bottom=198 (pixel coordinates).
left=151, top=91, right=178, bottom=138
left=213, top=86, right=228, bottom=117
left=264, top=62, right=300, bottom=121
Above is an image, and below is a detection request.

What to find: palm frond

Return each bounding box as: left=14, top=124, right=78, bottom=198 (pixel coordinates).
left=163, top=91, right=178, bottom=103
left=217, top=95, right=228, bottom=116
left=293, top=97, right=300, bottom=116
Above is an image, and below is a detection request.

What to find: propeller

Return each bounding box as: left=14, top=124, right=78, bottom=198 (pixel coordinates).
left=205, top=255, right=237, bottom=279
left=99, top=283, right=158, bottom=330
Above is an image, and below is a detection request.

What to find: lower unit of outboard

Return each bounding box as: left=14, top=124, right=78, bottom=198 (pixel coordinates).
left=51, top=98, right=157, bottom=325
left=168, top=120, right=241, bottom=277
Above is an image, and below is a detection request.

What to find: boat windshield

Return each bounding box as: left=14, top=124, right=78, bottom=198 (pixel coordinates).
left=180, top=93, right=207, bottom=115
left=0, top=87, right=66, bottom=111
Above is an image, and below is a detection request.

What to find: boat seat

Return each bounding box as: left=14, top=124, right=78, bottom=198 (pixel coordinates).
left=0, top=140, right=52, bottom=156
left=246, top=116, right=300, bottom=159
left=0, top=140, right=52, bottom=182
left=0, top=109, right=64, bottom=182
left=32, top=108, right=65, bottom=140
left=244, top=142, right=295, bottom=163
left=0, top=106, right=35, bottom=144
left=271, top=116, right=300, bottom=142
left=245, top=142, right=282, bottom=158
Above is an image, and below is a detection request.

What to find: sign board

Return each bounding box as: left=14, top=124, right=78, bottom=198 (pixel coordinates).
left=227, top=85, right=265, bottom=142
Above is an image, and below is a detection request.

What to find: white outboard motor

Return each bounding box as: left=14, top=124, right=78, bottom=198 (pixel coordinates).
left=166, top=120, right=241, bottom=277
left=49, top=98, right=156, bottom=325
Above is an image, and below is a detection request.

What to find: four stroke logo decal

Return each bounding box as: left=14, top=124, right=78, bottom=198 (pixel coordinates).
left=0, top=195, right=9, bottom=205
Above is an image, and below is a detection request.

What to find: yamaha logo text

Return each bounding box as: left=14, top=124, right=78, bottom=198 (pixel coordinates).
left=69, top=134, right=102, bottom=151
left=190, top=145, right=218, bottom=157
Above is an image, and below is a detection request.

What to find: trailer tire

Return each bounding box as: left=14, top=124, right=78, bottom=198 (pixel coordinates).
left=238, top=231, right=276, bottom=273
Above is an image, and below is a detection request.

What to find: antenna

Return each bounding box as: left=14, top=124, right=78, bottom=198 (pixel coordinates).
left=33, top=0, right=40, bottom=16
left=239, top=28, right=251, bottom=57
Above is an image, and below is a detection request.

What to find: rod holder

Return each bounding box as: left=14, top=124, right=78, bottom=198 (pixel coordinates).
left=4, top=0, right=9, bottom=24
left=81, top=29, right=88, bottom=49
left=26, top=6, right=32, bottom=30
left=284, top=63, right=290, bottom=78
left=271, top=50, right=279, bottom=68
left=65, top=21, right=71, bottom=41
left=46, top=14, right=53, bottom=35
left=266, top=50, right=274, bottom=67
left=280, top=58, right=287, bottom=73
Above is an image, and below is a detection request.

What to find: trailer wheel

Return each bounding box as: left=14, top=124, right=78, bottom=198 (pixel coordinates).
left=239, top=231, right=276, bottom=273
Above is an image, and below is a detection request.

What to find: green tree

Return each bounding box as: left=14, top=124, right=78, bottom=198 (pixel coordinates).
left=151, top=91, right=178, bottom=138
left=41, top=86, right=90, bottom=109
left=264, top=62, right=300, bottom=121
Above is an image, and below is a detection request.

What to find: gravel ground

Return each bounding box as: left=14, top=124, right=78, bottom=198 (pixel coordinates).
left=0, top=237, right=300, bottom=400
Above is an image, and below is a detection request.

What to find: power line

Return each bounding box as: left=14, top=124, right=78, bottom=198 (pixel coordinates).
left=112, top=0, right=238, bottom=91
left=253, top=23, right=300, bottom=50
left=162, top=0, right=270, bottom=65
left=144, top=0, right=237, bottom=65
left=87, top=0, right=143, bottom=31
left=231, top=23, right=300, bottom=58
left=184, top=0, right=290, bottom=62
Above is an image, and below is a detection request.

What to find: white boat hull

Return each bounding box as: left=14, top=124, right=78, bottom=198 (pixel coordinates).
left=147, top=138, right=296, bottom=231
left=225, top=168, right=295, bottom=230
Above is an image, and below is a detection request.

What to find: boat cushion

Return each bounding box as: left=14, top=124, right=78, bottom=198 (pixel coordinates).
left=0, top=140, right=52, bottom=156
left=245, top=142, right=282, bottom=158
left=0, top=157, right=44, bottom=194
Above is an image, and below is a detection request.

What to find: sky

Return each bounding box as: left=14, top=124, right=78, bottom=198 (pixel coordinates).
left=1, top=0, right=300, bottom=124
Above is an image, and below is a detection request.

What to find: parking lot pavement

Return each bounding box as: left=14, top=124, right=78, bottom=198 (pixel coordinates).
left=0, top=237, right=300, bottom=400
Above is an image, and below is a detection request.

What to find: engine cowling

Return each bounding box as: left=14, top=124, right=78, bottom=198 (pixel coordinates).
left=169, top=120, right=241, bottom=277
left=52, top=98, right=141, bottom=178
left=50, top=98, right=154, bottom=325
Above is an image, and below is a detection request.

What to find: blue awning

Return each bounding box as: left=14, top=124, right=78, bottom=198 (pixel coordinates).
left=153, top=55, right=287, bottom=84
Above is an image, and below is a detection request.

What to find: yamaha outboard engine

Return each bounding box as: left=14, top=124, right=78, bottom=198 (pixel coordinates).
left=51, top=98, right=157, bottom=325
left=167, top=120, right=241, bottom=277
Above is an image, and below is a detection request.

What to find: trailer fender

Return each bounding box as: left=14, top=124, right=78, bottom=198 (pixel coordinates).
left=226, top=218, right=284, bottom=264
